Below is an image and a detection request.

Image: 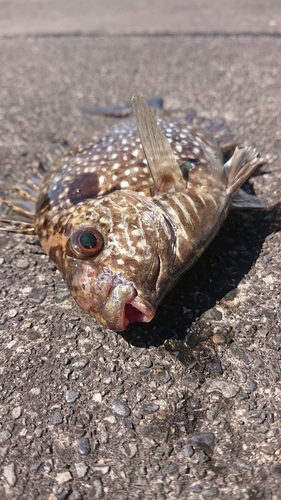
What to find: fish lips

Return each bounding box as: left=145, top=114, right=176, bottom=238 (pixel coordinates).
left=102, top=283, right=155, bottom=331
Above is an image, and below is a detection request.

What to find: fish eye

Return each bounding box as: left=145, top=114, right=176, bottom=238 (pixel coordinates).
left=67, top=228, right=104, bottom=259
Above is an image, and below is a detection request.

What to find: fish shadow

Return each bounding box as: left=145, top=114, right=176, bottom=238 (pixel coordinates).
left=122, top=201, right=281, bottom=350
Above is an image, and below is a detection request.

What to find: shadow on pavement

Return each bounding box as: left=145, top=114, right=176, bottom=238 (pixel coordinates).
left=122, top=200, right=281, bottom=351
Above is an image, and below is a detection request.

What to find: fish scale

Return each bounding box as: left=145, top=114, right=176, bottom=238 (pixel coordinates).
left=0, top=95, right=265, bottom=331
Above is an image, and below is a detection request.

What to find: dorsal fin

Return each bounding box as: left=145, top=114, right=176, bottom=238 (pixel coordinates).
left=132, top=94, right=185, bottom=192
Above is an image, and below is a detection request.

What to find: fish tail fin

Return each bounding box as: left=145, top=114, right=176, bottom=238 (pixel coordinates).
left=225, top=146, right=266, bottom=208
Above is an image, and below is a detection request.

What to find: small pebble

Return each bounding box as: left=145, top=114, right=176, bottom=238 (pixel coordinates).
left=199, top=450, right=210, bottom=463
left=202, top=307, right=222, bottom=320
left=104, top=415, right=117, bottom=424
left=124, top=420, right=134, bottom=429
left=262, top=379, right=269, bottom=387
left=28, top=289, right=47, bottom=305
left=11, top=406, right=22, bottom=419
left=50, top=411, right=63, bottom=425
left=136, top=391, right=146, bottom=402
left=202, top=487, right=219, bottom=497
left=72, top=492, right=83, bottom=500
left=166, top=463, right=179, bottom=475
left=182, top=444, right=194, bottom=457
left=262, top=445, right=275, bottom=455
left=130, top=347, right=145, bottom=358
left=65, top=390, right=80, bottom=403
left=206, top=408, right=218, bottom=422
left=253, top=358, right=263, bottom=368
left=187, top=432, right=215, bottom=447
left=125, top=442, right=138, bottom=458
left=72, top=357, right=89, bottom=369
left=7, top=309, right=18, bottom=318
left=247, top=378, right=257, bottom=391
left=206, top=356, right=222, bottom=375
left=135, top=476, right=148, bottom=486
left=258, top=327, right=268, bottom=338
left=134, top=413, right=143, bottom=419
left=92, top=465, right=110, bottom=475
left=16, top=258, right=29, bottom=269
left=29, top=387, right=41, bottom=397
left=212, top=334, right=226, bottom=344
left=78, top=437, right=91, bottom=455
left=29, top=461, right=42, bottom=472
left=111, top=400, right=131, bottom=417
left=75, top=462, right=88, bottom=478
left=56, top=471, right=72, bottom=484
left=3, top=462, right=17, bottom=486
left=56, top=290, right=71, bottom=301
left=224, top=289, right=237, bottom=300
left=142, top=358, right=153, bottom=368
left=0, top=430, right=12, bottom=443
left=205, top=379, right=240, bottom=398
left=90, top=478, right=104, bottom=499
left=156, top=370, right=171, bottom=384
left=192, top=485, right=203, bottom=493
left=62, top=368, right=73, bottom=379
left=140, top=403, right=160, bottom=413
left=93, top=393, right=102, bottom=403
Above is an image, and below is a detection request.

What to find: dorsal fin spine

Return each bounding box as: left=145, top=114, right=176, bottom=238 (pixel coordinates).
left=132, top=94, right=185, bottom=192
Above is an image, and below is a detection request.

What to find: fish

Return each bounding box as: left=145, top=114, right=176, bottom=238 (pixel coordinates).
left=0, top=95, right=265, bottom=331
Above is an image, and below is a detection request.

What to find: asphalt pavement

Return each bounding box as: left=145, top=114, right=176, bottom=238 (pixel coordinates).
left=0, top=1, right=281, bottom=499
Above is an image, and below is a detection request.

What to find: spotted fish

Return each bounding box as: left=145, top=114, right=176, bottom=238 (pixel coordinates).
left=0, top=95, right=265, bottom=331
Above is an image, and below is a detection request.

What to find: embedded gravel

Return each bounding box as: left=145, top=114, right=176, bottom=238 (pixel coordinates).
left=0, top=28, right=281, bottom=500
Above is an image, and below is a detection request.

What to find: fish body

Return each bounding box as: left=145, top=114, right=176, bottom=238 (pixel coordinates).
left=0, top=96, right=264, bottom=331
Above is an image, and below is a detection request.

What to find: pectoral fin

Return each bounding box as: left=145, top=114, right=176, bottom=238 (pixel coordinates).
left=225, top=146, right=263, bottom=195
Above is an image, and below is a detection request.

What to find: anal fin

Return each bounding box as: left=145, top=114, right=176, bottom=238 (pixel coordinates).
left=231, top=189, right=266, bottom=209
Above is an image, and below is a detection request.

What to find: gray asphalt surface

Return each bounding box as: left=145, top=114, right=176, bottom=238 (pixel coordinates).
left=0, top=0, right=280, bottom=35
left=0, top=2, right=281, bottom=499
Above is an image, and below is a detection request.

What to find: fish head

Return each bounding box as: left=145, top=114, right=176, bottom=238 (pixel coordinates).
left=53, top=190, right=175, bottom=331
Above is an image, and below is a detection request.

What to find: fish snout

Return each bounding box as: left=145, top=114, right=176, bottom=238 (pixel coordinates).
left=103, top=282, right=155, bottom=331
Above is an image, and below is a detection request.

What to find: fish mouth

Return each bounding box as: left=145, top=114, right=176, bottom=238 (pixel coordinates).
left=100, top=280, right=155, bottom=331
left=122, top=292, right=155, bottom=330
